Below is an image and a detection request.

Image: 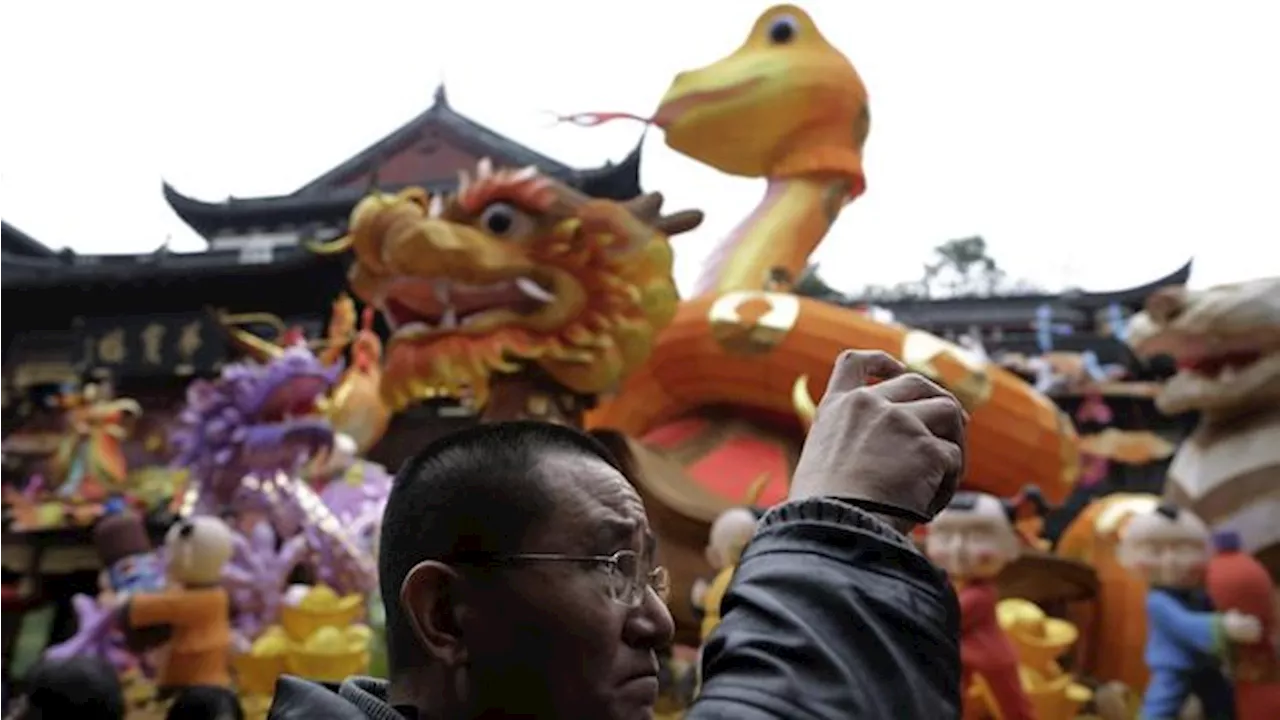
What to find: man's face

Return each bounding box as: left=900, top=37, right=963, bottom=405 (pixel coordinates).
left=463, top=450, right=675, bottom=720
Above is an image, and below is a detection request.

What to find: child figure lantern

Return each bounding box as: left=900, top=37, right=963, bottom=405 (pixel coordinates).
left=123, top=515, right=236, bottom=695
left=1117, top=504, right=1264, bottom=720
left=927, top=489, right=1041, bottom=720
left=95, top=508, right=166, bottom=597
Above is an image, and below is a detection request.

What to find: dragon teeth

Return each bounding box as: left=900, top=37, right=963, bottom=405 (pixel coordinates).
left=441, top=306, right=459, bottom=329
left=396, top=322, right=433, bottom=338
left=516, top=277, right=555, bottom=303
left=511, top=165, right=539, bottom=182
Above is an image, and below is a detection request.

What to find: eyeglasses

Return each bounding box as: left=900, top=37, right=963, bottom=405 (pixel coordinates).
left=450, top=549, right=671, bottom=608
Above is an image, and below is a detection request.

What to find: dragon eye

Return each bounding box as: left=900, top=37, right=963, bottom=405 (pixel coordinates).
left=767, top=15, right=798, bottom=45
left=478, top=202, right=532, bottom=239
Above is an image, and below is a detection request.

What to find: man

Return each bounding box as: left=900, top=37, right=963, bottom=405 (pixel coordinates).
left=7, top=656, right=125, bottom=720
left=270, top=350, right=965, bottom=718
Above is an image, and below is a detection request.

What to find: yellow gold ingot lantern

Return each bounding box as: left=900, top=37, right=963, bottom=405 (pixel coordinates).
left=232, top=625, right=291, bottom=697
left=232, top=585, right=372, bottom=694
left=997, top=599, right=1092, bottom=720
left=285, top=624, right=372, bottom=683
left=279, top=584, right=365, bottom=642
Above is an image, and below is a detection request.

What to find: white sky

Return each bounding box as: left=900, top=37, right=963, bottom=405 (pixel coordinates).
left=3, top=1, right=1279, bottom=295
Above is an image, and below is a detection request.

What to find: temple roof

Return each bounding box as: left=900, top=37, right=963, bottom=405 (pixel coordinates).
left=164, top=85, right=644, bottom=238
left=1, top=222, right=57, bottom=258
left=296, top=84, right=587, bottom=196
left=2, top=243, right=334, bottom=292
left=864, top=259, right=1194, bottom=327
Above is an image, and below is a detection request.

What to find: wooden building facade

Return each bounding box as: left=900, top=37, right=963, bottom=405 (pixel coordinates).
left=2, top=86, right=642, bottom=398
left=2, top=86, right=643, bottom=476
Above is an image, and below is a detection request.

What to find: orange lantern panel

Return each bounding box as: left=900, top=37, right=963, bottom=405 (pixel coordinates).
left=590, top=291, right=1079, bottom=503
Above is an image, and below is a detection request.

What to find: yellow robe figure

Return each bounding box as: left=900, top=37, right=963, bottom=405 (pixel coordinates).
left=50, top=385, right=141, bottom=501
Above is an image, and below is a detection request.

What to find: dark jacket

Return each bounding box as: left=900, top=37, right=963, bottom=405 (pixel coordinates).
left=268, top=497, right=961, bottom=719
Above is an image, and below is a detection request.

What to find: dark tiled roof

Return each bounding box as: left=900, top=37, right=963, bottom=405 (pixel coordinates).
left=2, top=244, right=336, bottom=291
left=163, top=141, right=643, bottom=239
left=863, top=259, right=1193, bottom=317
left=1, top=222, right=57, bottom=258
left=886, top=302, right=1088, bottom=328
left=165, top=86, right=644, bottom=238
left=296, top=85, right=581, bottom=196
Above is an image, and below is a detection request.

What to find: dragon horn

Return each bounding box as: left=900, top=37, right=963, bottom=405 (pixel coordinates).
left=655, top=209, right=705, bottom=237
left=215, top=310, right=290, bottom=361
left=792, top=375, right=818, bottom=431
left=307, top=233, right=355, bottom=256
left=221, top=325, right=285, bottom=362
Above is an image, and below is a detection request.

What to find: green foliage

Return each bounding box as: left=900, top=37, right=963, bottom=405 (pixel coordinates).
left=796, top=236, right=1043, bottom=302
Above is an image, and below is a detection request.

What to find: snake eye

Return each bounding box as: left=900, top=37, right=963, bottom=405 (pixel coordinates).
left=767, top=15, right=798, bottom=45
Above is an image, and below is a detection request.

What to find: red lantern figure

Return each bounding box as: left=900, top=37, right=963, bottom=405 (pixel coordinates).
left=1206, top=530, right=1280, bottom=720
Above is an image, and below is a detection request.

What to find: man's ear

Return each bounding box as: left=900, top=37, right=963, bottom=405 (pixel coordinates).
left=401, top=560, right=469, bottom=667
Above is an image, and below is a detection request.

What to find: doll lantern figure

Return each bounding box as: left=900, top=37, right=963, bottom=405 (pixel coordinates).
left=95, top=508, right=166, bottom=598
left=1117, top=504, right=1265, bottom=720
left=926, top=490, right=1039, bottom=720
left=692, top=506, right=762, bottom=643
left=95, top=509, right=171, bottom=656
left=123, top=515, right=236, bottom=694
left=1206, top=530, right=1280, bottom=720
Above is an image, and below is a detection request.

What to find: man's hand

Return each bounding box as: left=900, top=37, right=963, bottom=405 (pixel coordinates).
left=1223, top=610, right=1263, bottom=644
left=790, top=350, right=967, bottom=530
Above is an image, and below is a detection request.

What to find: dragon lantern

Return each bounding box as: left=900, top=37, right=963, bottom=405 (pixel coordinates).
left=1126, top=276, right=1280, bottom=580
left=313, top=5, right=1080, bottom=647
left=309, top=159, right=703, bottom=417
left=169, top=341, right=376, bottom=596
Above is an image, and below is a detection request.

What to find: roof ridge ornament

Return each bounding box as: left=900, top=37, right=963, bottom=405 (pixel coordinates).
left=434, top=82, right=449, bottom=107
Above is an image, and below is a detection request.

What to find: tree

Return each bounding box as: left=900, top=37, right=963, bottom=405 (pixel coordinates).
left=920, top=236, right=1007, bottom=298
left=805, top=236, right=1043, bottom=302
left=793, top=264, right=848, bottom=303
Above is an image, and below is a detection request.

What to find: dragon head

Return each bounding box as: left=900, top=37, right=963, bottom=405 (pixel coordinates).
left=313, top=159, right=703, bottom=411
left=1127, top=276, right=1280, bottom=417
left=171, top=346, right=340, bottom=509
left=654, top=4, right=868, bottom=190
left=234, top=344, right=344, bottom=423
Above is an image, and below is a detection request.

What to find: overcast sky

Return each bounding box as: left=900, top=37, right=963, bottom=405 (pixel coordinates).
left=4, top=1, right=1278, bottom=295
